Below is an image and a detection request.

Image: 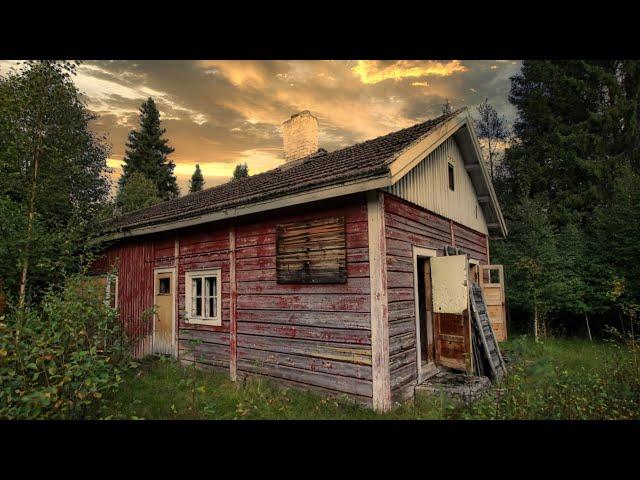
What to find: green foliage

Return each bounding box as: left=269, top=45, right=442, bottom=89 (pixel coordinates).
left=492, top=197, right=562, bottom=336
left=115, top=171, right=163, bottom=214
left=98, top=336, right=640, bottom=420
left=0, top=60, right=111, bottom=304
left=118, top=97, right=179, bottom=201
left=0, top=275, right=135, bottom=419
left=232, top=162, right=249, bottom=181
left=189, top=164, right=205, bottom=193
left=495, top=60, right=640, bottom=335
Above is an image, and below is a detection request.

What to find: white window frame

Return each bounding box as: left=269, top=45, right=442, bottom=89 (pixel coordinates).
left=105, top=273, right=118, bottom=309
left=184, top=269, right=222, bottom=326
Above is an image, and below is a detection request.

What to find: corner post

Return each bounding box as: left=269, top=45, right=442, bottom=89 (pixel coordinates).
left=367, top=190, right=391, bottom=412
left=229, top=226, right=238, bottom=381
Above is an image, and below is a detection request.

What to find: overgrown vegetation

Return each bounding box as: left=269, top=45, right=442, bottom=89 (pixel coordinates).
left=0, top=275, right=135, bottom=419
left=98, top=335, right=640, bottom=420
left=494, top=60, right=640, bottom=339
left=0, top=60, right=111, bottom=306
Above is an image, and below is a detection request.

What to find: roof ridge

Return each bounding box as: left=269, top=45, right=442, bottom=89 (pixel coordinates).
left=104, top=109, right=465, bottom=235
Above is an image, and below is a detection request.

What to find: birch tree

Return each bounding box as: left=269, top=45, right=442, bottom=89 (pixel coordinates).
left=0, top=61, right=110, bottom=306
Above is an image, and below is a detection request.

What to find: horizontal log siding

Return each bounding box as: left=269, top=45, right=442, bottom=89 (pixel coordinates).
left=383, top=192, right=488, bottom=403
left=234, top=195, right=373, bottom=404
left=176, top=226, right=231, bottom=373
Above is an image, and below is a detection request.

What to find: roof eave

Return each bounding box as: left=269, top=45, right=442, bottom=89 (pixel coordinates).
left=92, top=173, right=392, bottom=244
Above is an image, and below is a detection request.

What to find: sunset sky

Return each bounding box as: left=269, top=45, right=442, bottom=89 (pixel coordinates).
left=1, top=60, right=521, bottom=194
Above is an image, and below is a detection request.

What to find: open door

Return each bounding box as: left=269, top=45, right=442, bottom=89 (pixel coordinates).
left=430, top=255, right=473, bottom=373
left=480, top=265, right=507, bottom=342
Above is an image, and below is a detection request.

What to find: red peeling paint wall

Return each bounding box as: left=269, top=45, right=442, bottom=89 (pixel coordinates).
left=92, top=193, right=373, bottom=405
left=383, top=192, right=488, bottom=403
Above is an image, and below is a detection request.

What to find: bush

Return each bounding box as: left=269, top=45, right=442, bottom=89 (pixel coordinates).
left=0, top=275, right=134, bottom=419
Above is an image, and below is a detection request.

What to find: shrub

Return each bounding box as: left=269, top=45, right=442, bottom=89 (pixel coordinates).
left=0, top=275, right=134, bottom=419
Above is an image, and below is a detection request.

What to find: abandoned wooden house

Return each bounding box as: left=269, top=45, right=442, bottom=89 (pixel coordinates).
left=91, top=108, right=508, bottom=412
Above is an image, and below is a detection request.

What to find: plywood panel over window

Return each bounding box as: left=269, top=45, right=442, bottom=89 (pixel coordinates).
left=276, top=216, right=347, bottom=284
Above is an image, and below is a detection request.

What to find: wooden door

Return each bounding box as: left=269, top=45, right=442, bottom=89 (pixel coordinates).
left=154, top=271, right=175, bottom=355
left=480, top=265, right=507, bottom=342
left=430, top=255, right=473, bottom=373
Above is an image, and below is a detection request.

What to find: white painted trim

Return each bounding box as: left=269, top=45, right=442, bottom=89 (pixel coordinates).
left=367, top=191, right=391, bottom=412
left=104, top=273, right=118, bottom=310
left=98, top=175, right=390, bottom=242
left=184, top=268, right=223, bottom=326
left=412, top=246, right=438, bottom=384
left=389, top=113, right=468, bottom=182
left=153, top=267, right=177, bottom=357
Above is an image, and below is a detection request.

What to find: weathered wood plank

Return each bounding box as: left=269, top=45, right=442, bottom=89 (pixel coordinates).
left=237, top=294, right=370, bottom=312
left=367, top=190, right=392, bottom=412
left=237, top=322, right=371, bottom=344
left=276, top=216, right=347, bottom=284
left=238, top=347, right=372, bottom=380
left=238, top=334, right=372, bottom=365
left=238, top=359, right=372, bottom=397
left=236, top=309, right=370, bottom=330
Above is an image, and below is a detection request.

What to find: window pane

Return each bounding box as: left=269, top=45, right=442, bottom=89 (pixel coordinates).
left=209, top=298, right=215, bottom=318
left=194, top=277, right=202, bottom=296
left=159, top=277, right=170, bottom=294
left=448, top=163, right=455, bottom=191
left=196, top=296, right=202, bottom=316
left=109, top=277, right=117, bottom=308
left=207, top=276, right=215, bottom=297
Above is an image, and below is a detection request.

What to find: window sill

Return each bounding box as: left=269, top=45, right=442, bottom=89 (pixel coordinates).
left=184, top=318, right=222, bottom=327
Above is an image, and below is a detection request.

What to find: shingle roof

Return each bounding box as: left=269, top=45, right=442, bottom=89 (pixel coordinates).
left=106, top=110, right=461, bottom=233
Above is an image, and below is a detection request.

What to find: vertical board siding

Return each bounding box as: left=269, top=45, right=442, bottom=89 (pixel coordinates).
left=386, top=136, right=488, bottom=235
left=383, top=193, right=488, bottom=403
left=97, top=239, right=155, bottom=358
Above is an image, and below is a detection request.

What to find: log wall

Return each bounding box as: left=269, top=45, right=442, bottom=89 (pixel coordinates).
left=383, top=193, right=488, bottom=403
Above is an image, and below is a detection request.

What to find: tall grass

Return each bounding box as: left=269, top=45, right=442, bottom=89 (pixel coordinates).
left=98, top=334, right=640, bottom=420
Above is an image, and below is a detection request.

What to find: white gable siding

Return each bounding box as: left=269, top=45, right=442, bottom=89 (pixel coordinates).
left=386, top=136, right=488, bottom=234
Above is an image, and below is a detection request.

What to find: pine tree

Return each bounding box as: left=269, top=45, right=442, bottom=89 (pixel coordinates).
left=493, top=197, right=562, bottom=340
left=118, top=97, right=179, bottom=201
left=189, top=164, right=205, bottom=193
left=494, top=60, right=640, bottom=335
left=232, top=163, right=249, bottom=181
left=115, top=171, right=163, bottom=214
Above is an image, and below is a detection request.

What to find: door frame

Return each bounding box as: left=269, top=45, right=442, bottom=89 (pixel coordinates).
left=412, top=246, right=438, bottom=383
left=153, top=267, right=177, bottom=357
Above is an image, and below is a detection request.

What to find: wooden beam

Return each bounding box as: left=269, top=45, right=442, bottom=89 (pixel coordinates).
left=174, top=235, right=180, bottom=359
left=477, top=195, right=490, bottom=203
left=450, top=219, right=456, bottom=248
left=367, top=191, right=391, bottom=412
left=487, top=222, right=500, bottom=230
left=229, top=226, right=238, bottom=381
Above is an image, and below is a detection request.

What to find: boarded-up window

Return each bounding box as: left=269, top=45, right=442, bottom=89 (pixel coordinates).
left=276, top=216, right=347, bottom=284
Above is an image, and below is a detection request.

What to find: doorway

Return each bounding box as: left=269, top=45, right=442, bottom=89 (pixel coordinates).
left=413, top=247, right=438, bottom=382
left=154, top=268, right=176, bottom=356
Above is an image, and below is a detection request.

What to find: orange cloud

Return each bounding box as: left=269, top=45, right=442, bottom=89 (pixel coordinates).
left=353, top=60, right=469, bottom=84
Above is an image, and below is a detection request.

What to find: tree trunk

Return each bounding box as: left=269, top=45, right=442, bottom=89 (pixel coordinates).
left=18, top=144, right=41, bottom=308
left=533, top=305, right=539, bottom=342
left=619, top=310, right=626, bottom=338
left=585, top=312, right=593, bottom=342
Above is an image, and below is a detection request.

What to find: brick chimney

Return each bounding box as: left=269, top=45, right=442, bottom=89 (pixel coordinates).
left=282, top=110, right=319, bottom=162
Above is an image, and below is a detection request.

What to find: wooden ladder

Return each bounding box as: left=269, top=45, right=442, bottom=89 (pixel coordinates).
left=470, top=283, right=506, bottom=381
